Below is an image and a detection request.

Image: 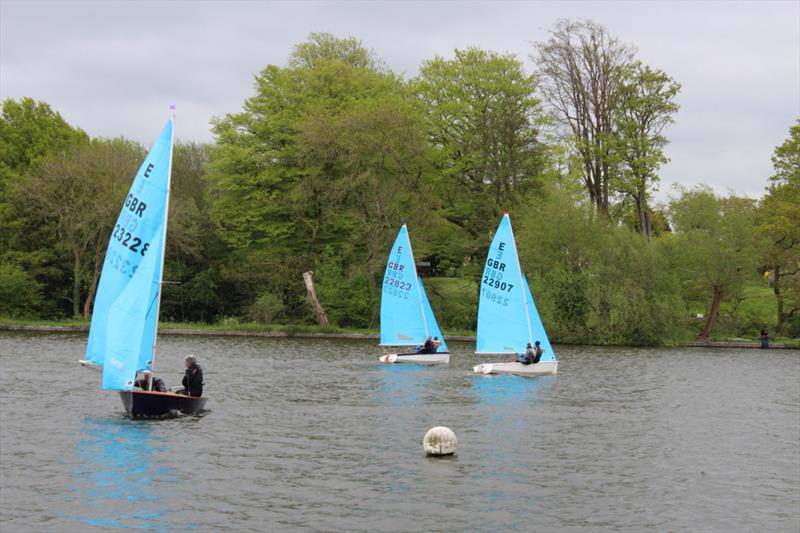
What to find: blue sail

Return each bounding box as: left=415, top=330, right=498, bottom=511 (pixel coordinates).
left=419, top=278, right=448, bottom=352
left=522, top=274, right=556, bottom=362
left=476, top=213, right=533, bottom=354
left=380, top=225, right=427, bottom=345
left=85, top=118, right=174, bottom=390
left=380, top=225, right=429, bottom=346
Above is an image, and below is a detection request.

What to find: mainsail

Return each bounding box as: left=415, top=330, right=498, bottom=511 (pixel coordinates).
left=85, top=118, right=174, bottom=390
left=476, top=213, right=554, bottom=359
left=380, top=224, right=446, bottom=348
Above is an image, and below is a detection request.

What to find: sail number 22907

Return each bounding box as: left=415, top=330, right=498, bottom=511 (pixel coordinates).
left=482, top=252, right=513, bottom=306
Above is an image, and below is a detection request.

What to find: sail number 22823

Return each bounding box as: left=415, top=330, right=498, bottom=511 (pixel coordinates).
left=384, top=260, right=412, bottom=299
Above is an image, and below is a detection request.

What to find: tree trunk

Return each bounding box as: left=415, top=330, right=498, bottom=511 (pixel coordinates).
left=773, top=266, right=785, bottom=330
left=303, top=271, right=329, bottom=326
left=634, top=185, right=652, bottom=241
left=699, top=285, right=723, bottom=339
left=72, top=251, right=82, bottom=318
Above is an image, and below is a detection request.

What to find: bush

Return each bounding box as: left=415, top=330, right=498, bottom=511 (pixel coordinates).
left=0, top=262, right=44, bottom=318
left=250, top=292, right=285, bottom=325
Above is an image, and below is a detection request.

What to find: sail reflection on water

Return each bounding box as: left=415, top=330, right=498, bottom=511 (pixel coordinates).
left=373, top=363, right=433, bottom=406
left=470, top=374, right=555, bottom=406
left=66, top=417, right=175, bottom=530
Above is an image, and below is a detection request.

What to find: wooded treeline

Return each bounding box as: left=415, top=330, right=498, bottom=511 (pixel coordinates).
left=1, top=22, right=798, bottom=344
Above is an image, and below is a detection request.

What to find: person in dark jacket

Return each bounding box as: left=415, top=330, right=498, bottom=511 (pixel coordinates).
left=517, top=341, right=544, bottom=365
left=134, top=372, right=167, bottom=392
left=760, top=326, right=770, bottom=349
left=418, top=336, right=434, bottom=354
left=178, top=356, right=203, bottom=397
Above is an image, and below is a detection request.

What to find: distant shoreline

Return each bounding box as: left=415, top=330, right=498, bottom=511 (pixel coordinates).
left=1, top=323, right=796, bottom=349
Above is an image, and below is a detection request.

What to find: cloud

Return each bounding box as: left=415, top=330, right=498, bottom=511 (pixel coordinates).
left=2, top=0, right=797, bottom=198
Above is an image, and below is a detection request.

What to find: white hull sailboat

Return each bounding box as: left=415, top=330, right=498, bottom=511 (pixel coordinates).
left=473, top=361, right=558, bottom=376
left=379, top=224, right=449, bottom=365
left=473, top=213, right=558, bottom=376
left=379, top=352, right=450, bottom=364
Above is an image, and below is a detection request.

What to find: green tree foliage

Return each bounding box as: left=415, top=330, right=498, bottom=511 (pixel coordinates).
left=250, top=292, right=285, bottom=325
left=207, top=33, right=436, bottom=326
left=159, top=142, right=223, bottom=323
left=413, top=48, right=547, bottom=257
left=612, top=63, right=681, bottom=239
left=756, top=120, right=800, bottom=333
left=0, top=98, right=89, bottom=316
left=516, top=186, right=686, bottom=345
left=669, top=187, right=757, bottom=339
left=14, top=138, right=143, bottom=317
left=0, top=97, right=88, bottom=181
left=289, top=32, right=382, bottom=70
left=0, top=262, right=44, bottom=318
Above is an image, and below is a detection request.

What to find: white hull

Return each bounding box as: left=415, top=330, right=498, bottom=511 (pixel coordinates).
left=473, top=360, right=557, bottom=376
left=380, top=352, right=450, bottom=364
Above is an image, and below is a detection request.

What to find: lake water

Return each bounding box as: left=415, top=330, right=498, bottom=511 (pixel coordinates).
left=0, top=332, right=798, bottom=532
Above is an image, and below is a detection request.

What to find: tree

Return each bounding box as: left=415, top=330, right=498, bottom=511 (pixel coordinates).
left=289, top=32, right=382, bottom=70
left=0, top=262, right=44, bottom=318
left=516, top=183, right=687, bottom=346
left=15, top=138, right=143, bottom=317
left=0, top=97, right=88, bottom=281
left=0, top=97, right=87, bottom=181
left=159, top=142, right=224, bottom=323
left=413, top=47, right=547, bottom=261
left=207, top=33, right=429, bottom=325
left=612, top=63, right=681, bottom=239
left=534, top=19, right=635, bottom=214
left=755, top=120, right=800, bottom=332
left=669, top=187, right=757, bottom=339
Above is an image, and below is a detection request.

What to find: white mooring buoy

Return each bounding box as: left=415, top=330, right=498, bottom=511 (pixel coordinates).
left=423, top=426, right=457, bottom=456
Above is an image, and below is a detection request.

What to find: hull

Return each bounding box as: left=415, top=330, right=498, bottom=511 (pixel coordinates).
left=119, top=390, right=207, bottom=417
left=380, top=352, right=450, bottom=364
left=473, top=360, right=558, bottom=376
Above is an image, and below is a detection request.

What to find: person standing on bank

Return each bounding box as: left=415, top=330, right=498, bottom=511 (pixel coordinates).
left=760, top=326, right=770, bottom=349
left=178, top=355, right=204, bottom=397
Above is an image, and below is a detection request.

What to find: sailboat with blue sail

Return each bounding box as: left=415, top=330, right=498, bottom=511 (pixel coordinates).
left=379, top=224, right=449, bottom=364
left=473, top=213, right=558, bottom=376
left=79, top=113, right=207, bottom=415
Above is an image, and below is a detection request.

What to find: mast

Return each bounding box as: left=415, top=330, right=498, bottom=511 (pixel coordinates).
left=148, top=108, right=175, bottom=389
left=404, top=224, right=430, bottom=339
left=506, top=213, right=534, bottom=346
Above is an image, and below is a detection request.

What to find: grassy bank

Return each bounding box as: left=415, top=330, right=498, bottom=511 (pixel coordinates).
left=2, top=317, right=796, bottom=348
left=0, top=317, right=376, bottom=336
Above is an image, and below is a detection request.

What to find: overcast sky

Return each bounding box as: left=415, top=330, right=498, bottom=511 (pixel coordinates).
left=2, top=0, right=798, bottom=201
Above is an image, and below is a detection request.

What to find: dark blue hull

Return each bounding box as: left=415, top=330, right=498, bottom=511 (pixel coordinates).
left=119, top=390, right=207, bottom=417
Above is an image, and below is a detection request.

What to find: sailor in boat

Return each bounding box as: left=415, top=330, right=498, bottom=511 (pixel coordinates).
left=177, top=355, right=204, bottom=397
left=417, top=336, right=435, bottom=354
left=512, top=342, right=544, bottom=365
left=134, top=371, right=168, bottom=392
